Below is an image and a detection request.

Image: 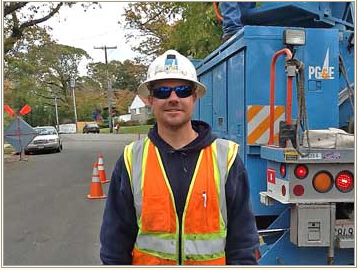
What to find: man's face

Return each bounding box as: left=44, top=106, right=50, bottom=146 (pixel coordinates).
left=148, top=79, right=197, bottom=129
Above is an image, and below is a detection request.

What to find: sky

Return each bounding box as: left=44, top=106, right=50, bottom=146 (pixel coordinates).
left=40, top=2, right=140, bottom=74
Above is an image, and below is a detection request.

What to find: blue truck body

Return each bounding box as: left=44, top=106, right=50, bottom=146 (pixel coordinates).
left=194, top=2, right=354, bottom=265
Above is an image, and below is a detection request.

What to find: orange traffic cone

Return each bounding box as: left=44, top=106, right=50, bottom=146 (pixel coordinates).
left=98, top=154, right=110, bottom=184
left=87, top=163, right=106, bottom=199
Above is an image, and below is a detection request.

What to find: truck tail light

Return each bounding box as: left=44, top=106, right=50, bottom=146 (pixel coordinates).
left=335, top=170, right=354, bottom=192
left=312, top=171, right=333, bottom=193
left=280, top=163, right=286, bottom=177
left=293, top=185, right=304, bottom=196
left=294, top=164, right=308, bottom=179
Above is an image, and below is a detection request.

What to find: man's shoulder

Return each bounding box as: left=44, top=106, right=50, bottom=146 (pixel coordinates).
left=125, top=136, right=150, bottom=150
left=214, top=138, right=240, bottom=148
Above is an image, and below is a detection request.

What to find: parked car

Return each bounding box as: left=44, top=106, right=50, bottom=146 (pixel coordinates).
left=25, top=126, right=63, bottom=154
left=83, top=123, right=100, bottom=134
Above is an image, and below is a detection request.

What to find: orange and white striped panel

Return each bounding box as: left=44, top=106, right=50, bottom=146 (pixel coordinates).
left=247, top=105, right=285, bottom=145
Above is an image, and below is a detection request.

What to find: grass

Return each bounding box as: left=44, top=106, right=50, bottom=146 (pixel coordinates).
left=4, top=144, right=15, bottom=155
left=100, top=125, right=153, bottom=134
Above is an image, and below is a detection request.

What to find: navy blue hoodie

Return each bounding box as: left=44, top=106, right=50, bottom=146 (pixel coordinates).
left=100, top=120, right=259, bottom=265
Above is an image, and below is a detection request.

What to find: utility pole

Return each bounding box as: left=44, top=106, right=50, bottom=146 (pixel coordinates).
left=69, top=78, right=78, bottom=132
left=53, top=96, right=59, bottom=131
left=94, top=45, right=117, bottom=133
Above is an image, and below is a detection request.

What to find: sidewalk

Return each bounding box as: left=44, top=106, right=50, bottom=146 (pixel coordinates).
left=4, top=143, right=18, bottom=162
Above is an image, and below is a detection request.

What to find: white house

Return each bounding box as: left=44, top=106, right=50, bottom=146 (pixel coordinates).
left=116, top=114, right=131, bottom=123
left=129, top=95, right=152, bottom=123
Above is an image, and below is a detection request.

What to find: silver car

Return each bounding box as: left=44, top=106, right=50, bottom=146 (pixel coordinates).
left=25, top=126, right=63, bottom=154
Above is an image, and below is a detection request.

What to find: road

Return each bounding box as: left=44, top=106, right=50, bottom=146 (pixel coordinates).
left=3, top=133, right=143, bottom=265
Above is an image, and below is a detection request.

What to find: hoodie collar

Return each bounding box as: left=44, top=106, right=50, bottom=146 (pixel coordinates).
left=147, top=120, right=217, bottom=153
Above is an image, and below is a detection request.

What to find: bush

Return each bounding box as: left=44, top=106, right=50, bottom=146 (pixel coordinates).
left=98, top=122, right=109, bottom=128
left=146, top=117, right=156, bottom=125
left=121, top=120, right=140, bottom=126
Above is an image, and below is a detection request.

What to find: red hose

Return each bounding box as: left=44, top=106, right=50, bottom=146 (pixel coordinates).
left=213, top=2, right=223, bottom=23
left=268, top=48, right=293, bottom=145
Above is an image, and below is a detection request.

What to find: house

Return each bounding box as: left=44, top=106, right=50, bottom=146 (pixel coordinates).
left=129, top=95, right=152, bottom=123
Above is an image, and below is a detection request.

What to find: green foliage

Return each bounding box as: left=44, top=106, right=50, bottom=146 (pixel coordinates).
left=122, top=2, right=221, bottom=60
left=122, top=2, right=182, bottom=59
left=4, top=29, right=92, bottom=127
left=4, top=2, right=98, bottom=54
left=165, top=3, right=221, bottom=59
left=98, top=122, right=109, bottom=129
left=146, top=117, right=156, bottom=125
left=88, top=60, right=146, bottom=92
left=3, top=113, right=14, bottom=129
left=120, top=120, right=140, bottom=127
left=101, top=125, right=153, bottom=134
left=112, top=60, right=146, bottom=91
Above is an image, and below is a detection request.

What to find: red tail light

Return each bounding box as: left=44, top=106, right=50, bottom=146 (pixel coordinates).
left=294, top=165, right=308, bottom=179
left=335, top=171, right=354, bottom=193
left=293, top=185, right=305, bottom=196
left=280, top=163, right=286, bottom=177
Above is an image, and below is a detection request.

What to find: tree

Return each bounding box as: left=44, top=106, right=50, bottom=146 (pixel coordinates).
left=87, top=60, right=146, bottom=92
left=113, top=89, right=136, bottom=115
left=4, top=33, right=91, bottom=126
left=37, top=43, right=91, bottom=100
left=164, top=2, right=221, bottom=59
left=112, top=60, right=146, bottom=91
left=121, top=2, right=183, bottom=59
left=121, top=2, right=221, bottom=60
left=4, top=2, right=98, bottom=54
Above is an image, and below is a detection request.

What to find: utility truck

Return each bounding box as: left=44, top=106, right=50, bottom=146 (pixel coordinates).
left=194, top=2, right=355, bottom=265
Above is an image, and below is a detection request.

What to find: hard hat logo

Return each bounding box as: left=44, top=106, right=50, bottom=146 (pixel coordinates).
left=137, top=50, right=207, bottom=99
left=164, top=54, right=178, bottom=73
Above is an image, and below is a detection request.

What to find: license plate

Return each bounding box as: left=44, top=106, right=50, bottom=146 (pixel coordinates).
left=37, top=145, right=44, bottom=149
left=335, top=219, right=354, bottom=239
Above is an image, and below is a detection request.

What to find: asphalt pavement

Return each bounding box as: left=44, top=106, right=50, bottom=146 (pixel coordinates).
left=3, top=133, right=142, bottom=265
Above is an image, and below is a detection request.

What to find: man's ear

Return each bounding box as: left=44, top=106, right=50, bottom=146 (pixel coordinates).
left=192, top=92, right=197, bottom=103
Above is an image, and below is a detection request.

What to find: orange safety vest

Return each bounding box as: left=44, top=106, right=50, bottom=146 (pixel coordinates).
left=124, top=137, right=239, bottom=265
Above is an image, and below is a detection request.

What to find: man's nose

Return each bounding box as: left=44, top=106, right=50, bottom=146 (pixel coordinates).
left=168, top=90, right=180, bottom=100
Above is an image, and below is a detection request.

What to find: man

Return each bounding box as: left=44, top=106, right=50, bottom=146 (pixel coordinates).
left=100, top=50, right=259, bottom=265
left=219, top=2, right=256, bottom=42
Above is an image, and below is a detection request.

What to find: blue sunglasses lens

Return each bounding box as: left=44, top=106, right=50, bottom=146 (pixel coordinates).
left=152, top=85, right=193, bottom=99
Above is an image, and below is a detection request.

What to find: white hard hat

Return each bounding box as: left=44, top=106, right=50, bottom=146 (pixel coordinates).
left=137, top=50, right=206, bottom=98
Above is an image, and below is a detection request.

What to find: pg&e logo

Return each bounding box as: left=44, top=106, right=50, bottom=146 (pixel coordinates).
left=308, top=48, right=334, bottom=80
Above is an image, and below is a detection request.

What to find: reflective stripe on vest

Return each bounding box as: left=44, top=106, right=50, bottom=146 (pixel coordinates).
left=124, top=137, right=239, bottom=264
left=125, top=138, right=146, bottom=221
left=184, top=237, right=226, bottom=255
left=136, top=234, right=176, bottom=254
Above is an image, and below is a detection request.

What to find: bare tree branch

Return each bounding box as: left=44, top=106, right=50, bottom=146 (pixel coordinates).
left=5, top=2, right=64, bottom=54
left=20, top=3, right=64, bottom=29
left=4, top=2, right=29, bottom=16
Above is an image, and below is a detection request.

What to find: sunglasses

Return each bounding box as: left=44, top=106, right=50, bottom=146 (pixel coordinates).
left=151, top=85, right=194, bottom=99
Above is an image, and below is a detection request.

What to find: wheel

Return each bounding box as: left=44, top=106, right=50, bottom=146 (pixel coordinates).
left=56, top=144, right=62, bottom=153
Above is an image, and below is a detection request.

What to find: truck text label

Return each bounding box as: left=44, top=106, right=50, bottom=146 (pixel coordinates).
left=308, top=48, right=334, bottom=80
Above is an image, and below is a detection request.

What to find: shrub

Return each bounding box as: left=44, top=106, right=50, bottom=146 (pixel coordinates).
left=98, top=122, right=109, bottom=128
left=122, top=120, right=140, bottom=126
left=146, top=117, right=156, bottom=125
